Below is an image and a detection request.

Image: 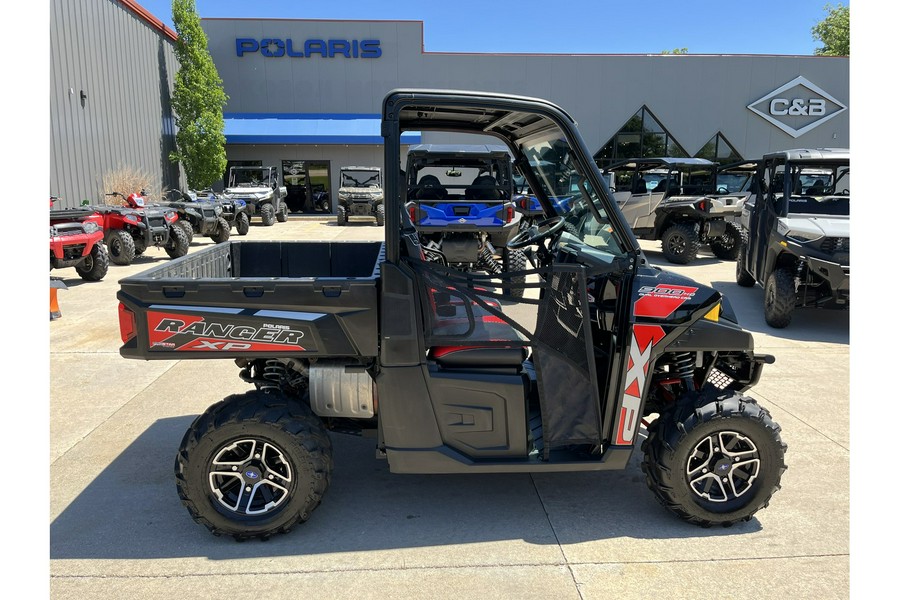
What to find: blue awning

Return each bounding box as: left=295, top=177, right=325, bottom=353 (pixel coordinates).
left=223, top=113, right=421, bottom=145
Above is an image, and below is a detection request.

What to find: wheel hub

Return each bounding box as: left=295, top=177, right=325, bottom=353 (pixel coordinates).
left=208, top=438, right=293, bottom=516
left=686, top=430, right=760, bottom=503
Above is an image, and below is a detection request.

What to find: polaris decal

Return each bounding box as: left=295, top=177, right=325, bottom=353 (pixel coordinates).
left=634, top=285, right=698, bottom=319
left=614, top=324, right=666, bottom=446
left=146, top=311, right=312, bottom=353
left=236, top=38, right=381, bottom=58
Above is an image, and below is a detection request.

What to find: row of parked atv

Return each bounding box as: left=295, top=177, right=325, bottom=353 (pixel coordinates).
left=49, top=188, right=256, bottom=283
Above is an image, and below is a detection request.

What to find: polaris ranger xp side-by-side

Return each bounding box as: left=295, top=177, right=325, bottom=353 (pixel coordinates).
left=116, top=90, right=786, bottom=540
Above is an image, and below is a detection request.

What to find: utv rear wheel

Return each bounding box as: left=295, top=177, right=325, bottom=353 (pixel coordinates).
left=502, top=247, right=527, bottom=299
left=165, top=224, right=190, bottom=259
left=764, top=268, right=796, bottom=328
left=175, top=220, right=194, bottom=245
left=276, top=203, right=289, bottom=223
left=175, top=390, right=333, bottom=540
left=641, top=390, right=787, bottom=527
left=260, top=203, right=276, bottom=226
left=236, top=212, right=250, bottom=236
left=210, top=217, right=230, bottom=244
left=75, top=242, right=109, bottom=281
left=710, top=222, right=741, bottom=261
left=661, top=222, right=700, bottom=264
left=375, top=203, right=385, bottom=227
left=336, top=205, right=347, bottom=226
left=107, top=230, right=135, bottom=265
left=735, top=238, right=755, bottom=287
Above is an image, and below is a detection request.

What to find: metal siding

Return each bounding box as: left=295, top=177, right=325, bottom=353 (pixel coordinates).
left=50, top=0, right=184, bottom=209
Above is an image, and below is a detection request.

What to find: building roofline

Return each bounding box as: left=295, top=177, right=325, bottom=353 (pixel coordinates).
left=118, top=0, right=178, bottom=43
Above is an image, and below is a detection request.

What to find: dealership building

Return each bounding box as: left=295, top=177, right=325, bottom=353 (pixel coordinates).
left=51, top=1, right=849, bottom=214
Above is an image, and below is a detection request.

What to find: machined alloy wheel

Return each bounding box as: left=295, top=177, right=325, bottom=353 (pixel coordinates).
left=685, top=430, right=760, bottom=503
left=208, top=438, right=293, bottom=516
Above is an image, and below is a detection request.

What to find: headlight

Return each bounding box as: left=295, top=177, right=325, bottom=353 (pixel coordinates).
left=786, top=230, right=823, bottom=243
left=338, top=191, right=350, bottom=200
left=82, top=221, right=100, bottom=234
left=214, top=205, right=222, bottom=215
left=373, top=192, right=384, bottom=201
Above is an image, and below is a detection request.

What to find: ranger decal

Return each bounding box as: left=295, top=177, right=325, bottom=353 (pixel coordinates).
left=146, top=311, right=309, bottom=352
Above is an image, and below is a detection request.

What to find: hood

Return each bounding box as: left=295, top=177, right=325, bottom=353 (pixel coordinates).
left=225, top=186, right=271, bottom=195
left=339, top=186, right=383, bottom=194
left=778, top=215, right=849, bottom=239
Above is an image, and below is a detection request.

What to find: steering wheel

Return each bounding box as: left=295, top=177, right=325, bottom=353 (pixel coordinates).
left=507, top=215, right=567, bottom=249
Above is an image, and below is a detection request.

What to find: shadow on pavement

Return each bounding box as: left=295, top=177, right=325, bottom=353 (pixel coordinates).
left=51, top=417, right=761, bottom=561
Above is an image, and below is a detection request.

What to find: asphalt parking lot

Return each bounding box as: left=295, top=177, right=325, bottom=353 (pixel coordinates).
left=48, top=217, right=849, bottom=599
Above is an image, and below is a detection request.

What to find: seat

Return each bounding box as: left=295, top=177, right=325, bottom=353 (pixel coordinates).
left=635, top=177, right=648, bottom=194
left=466, top=175, right=501, bottom=200
left=807, top=179, right=826, bottom=195
left=414, top=175, right=448, bottom=200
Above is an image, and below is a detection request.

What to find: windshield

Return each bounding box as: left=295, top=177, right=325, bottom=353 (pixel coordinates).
left=716, top=171, right=752, bottom=194
left=229, top=168, right=270, bottom=187
left=341, top=170, right=381, bottom=188
left=519, top=135, right=627, bottom=257
left=784, top=162, right=850, bottom=217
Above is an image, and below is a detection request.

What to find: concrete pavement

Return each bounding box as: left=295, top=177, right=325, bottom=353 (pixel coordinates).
left=49, top=217, right=850, bottom=599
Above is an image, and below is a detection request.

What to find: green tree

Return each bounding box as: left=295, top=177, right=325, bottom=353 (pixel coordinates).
left=661, top=48, right=689, bottom=55
left=812, top=3, right=849, bottom=56
left=169, top=0, right=228, bottom=189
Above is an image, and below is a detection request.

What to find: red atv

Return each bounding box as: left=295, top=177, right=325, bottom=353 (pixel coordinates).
left=84, top=191, right=189, bottom=265
left=49, top=196, right=109, bottom=281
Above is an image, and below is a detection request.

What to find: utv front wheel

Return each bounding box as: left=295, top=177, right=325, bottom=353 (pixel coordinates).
left=107, top=230, right=136, bottom=265
left=375, top=203, right=385, bottom=227
left=336, top=205, right=347, bottom=226
left=661, top=222, right=699, bottom=264
left=709, top=222, right=741, bottom=261
left=210, top=217, right=230, bottom=244
left=165, top=224, right=190, bottom=259
left=235, top=212, right=250, bottom=236
left=75, top=242, right=109, bottom=281
left=260, top=203, right=276, bottom=226
left=764, top=268, right=796, bottom=328
left=641, top=390, right=787, bottom=526
left=175, top=390, right=333, bottom=540
left=276, top=203, right=289, bottom=223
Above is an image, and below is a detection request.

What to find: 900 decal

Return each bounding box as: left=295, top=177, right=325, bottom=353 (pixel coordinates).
left=147, top=311, right=311, bottom=352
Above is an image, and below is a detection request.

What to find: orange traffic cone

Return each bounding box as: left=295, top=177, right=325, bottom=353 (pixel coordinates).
left=50, top=278, right=67, bottom=321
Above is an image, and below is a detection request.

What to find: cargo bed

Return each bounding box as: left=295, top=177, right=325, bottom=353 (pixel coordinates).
left=117, top=241, right=384, bottom=359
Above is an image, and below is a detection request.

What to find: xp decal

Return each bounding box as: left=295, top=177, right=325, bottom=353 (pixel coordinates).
left=147, top=311, right=311, bottom=353
left=614, top=324, right=666, bottom=445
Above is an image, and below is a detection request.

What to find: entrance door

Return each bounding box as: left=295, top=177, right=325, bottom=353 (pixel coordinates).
left=281, top=160, right=332, bottom=215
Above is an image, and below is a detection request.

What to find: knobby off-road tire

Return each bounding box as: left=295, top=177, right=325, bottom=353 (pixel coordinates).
left=175, top=390, right=333, bottom=541
left=710, top=222, right=742, bottom=261
left=375, top=203, right=385, bottom=227
left=260, top=203, right=276, bottom=226
left=641, top=390, right=787, bottom=527
left=133, top=235, right=147, bottom=256
left=764, top=268, right=796, bottom=328
left=276, top=202, right=289, bottom=223
left=336, top=205, right=347, bottom=226
left=735, top=232, right=755, bottom=287
left=75, top=242, right=109, bottom=281
left=502, top=247, right=527, bottom=299
left=107, top=230, right=136, bottom=266
left=210, top=217, right=230, bottom=244
left=236, top=212, right=250, bottom=236
left=175, top=219, right=194, bottom=245
left=661, top=222, right=700, bottom=265
left=165, top=223, right=190, bottom=259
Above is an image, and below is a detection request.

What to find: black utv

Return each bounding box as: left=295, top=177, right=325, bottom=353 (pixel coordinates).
left=736, top=148, right=849, bottom=328
left=160, top=190, right=230, bottom=245
left=116, top=89, right=786, bottom=540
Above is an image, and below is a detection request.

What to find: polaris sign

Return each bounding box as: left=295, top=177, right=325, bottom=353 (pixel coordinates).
left=236, top=38, right=382, bottom=59
left=747, top=76, right=847, bottom=138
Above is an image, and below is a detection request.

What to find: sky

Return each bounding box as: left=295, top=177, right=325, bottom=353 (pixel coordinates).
left=135, top=0, right=846, bottom=56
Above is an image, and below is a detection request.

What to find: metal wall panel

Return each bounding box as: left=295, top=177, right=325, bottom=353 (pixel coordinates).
left=202, top=19, right=849, bottom=162
left=50, top=0, right=184, bottom=209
